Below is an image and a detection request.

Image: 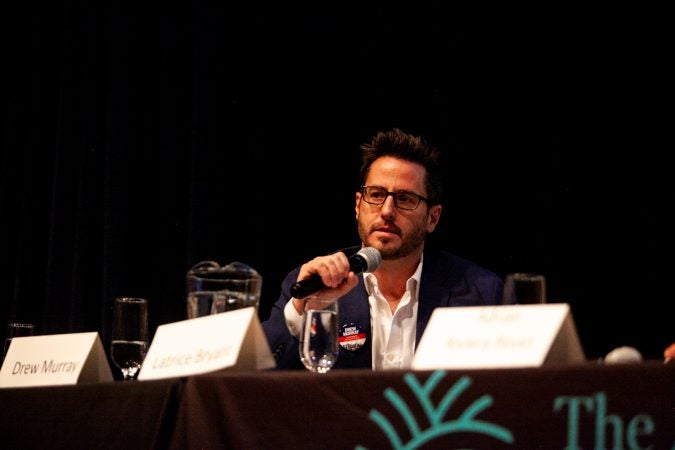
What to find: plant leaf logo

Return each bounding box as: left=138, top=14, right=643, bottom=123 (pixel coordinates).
left=356, top=370, right=513, bottom=449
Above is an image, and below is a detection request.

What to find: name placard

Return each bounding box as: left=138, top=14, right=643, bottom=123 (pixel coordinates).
left=412, top=303, right=585, bottom=370
left=138, top=306, right=275, bottom=381
left=0, top=332, right=113, bottom=388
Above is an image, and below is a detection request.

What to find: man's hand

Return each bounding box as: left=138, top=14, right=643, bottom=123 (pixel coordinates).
left=291, top=252, right=360, bottom=314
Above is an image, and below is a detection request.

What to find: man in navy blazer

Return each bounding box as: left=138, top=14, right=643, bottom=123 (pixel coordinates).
left=263, top=245, right=503, bottom=369
left=262, top=129, right=503, bottom=370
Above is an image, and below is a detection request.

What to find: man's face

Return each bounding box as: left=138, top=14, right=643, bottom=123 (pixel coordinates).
left=355, top=156, right=442, bottom=260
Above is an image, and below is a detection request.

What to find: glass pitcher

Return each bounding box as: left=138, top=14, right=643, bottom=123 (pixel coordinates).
left=186, top=261, right=262, bottom=319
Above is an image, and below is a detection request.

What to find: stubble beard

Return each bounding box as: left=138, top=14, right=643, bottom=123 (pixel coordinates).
left=358, top=217, right=428, bottom=261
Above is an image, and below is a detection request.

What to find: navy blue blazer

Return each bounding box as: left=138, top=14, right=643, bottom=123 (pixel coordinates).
left=261, top=246, right=504, bottom=370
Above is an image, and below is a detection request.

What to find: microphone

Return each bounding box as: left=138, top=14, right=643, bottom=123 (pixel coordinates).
left=602, top=346, right=643, bottom=364
left=290, top=247, right=382, bottom=299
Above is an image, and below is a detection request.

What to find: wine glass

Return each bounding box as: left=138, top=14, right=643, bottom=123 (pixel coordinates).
left=299, top=297, right=339, bottom=373
left=502, top=273, right=547, bottom=305
left=110, top=297, right=148, bottom=381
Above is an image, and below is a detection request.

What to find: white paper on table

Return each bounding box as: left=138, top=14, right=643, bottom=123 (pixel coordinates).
left=138, top=306, right=275, bottom=380
left=0, top=332, right=112, bottom=388
left=412, top=303, right=585, bottom=370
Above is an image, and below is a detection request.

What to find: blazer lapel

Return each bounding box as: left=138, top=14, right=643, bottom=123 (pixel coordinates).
left=334, top=275, right=372, bottom=368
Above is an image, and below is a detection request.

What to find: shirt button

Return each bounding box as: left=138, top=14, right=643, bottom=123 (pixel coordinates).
left=386, top=354, right=396, bottom=362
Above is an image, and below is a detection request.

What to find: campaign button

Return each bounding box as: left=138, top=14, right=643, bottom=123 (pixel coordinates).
left=339, top=322, right=366, bottom=351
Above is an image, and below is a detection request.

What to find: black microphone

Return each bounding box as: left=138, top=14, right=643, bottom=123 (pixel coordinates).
left=290, top=247, right=382, bottom=299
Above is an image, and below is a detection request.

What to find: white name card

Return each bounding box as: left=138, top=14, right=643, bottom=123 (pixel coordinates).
left=138, top=306, right=275, bottom=381
left=0, top=332, right=113, bottom=388
left=412, top=303, right=585, bottom=370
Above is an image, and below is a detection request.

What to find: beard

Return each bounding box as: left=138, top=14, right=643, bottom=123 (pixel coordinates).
left=358, top=217, right=428, bottom=260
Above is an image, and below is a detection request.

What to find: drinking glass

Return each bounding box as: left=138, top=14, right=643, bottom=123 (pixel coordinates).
left=3, top=323, right=35, bottom=362
left=502, top=273, right=547, bottom=304
left=110, top=297, right=148, bottom=381
left=299, top=298, right=339, bottom=373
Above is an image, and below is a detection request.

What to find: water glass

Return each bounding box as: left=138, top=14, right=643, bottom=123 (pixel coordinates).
left=502, top=273, right=547, bottom=304
left=3, top=323, right=35, bottom=362
left=299, top=298, right=339, bottom=373
left=111, top=297, right=148, bottom=381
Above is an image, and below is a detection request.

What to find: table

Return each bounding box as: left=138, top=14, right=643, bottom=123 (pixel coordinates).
left=1, top=362, right=673, bottom=449
left=0, top=378, right=182, bottom=450
left=169, top=362, right=675, bottom=449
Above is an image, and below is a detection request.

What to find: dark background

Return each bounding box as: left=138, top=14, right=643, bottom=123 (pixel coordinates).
left=1, top=4, right=671, bottom=365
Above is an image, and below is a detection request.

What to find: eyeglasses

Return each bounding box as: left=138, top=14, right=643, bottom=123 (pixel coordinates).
left=360, top=186, right=427, bottom=211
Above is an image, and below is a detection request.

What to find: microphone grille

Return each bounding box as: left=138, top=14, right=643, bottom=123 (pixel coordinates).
left=603, top=346, right=642, bottom=364
left=358, top=247, right=382, bottom=272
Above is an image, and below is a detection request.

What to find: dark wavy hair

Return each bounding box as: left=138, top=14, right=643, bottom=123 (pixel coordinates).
left=359, top=128, right=443, bottom=206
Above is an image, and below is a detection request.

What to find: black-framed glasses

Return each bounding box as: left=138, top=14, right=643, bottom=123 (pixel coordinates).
left=360, top=186, right=427, bottom=211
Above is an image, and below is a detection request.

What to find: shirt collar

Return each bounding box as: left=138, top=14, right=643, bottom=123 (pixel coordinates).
left=363, top=253, right=424, bottom=299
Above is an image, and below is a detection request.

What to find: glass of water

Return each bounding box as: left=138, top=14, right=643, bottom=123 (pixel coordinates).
left=299, top=297, right=339, bottom=373
left=502, top=273, right=547, bottom=305
left=110, top=297, right=148, bottom=381
left=3, top=322, right=35, bottom=363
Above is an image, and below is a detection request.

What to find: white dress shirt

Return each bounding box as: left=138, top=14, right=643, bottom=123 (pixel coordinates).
left=284, top=256, right=423, bottom=370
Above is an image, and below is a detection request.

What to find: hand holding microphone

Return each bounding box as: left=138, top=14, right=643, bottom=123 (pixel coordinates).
left=291, top=247, right=382, bottom=299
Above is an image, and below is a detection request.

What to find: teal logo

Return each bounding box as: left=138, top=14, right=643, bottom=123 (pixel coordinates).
left=356, top=370, right=513, bottom=449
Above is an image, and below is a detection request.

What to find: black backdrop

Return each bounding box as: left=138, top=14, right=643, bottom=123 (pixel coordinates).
left=1, top=4, right=671, bottom=365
